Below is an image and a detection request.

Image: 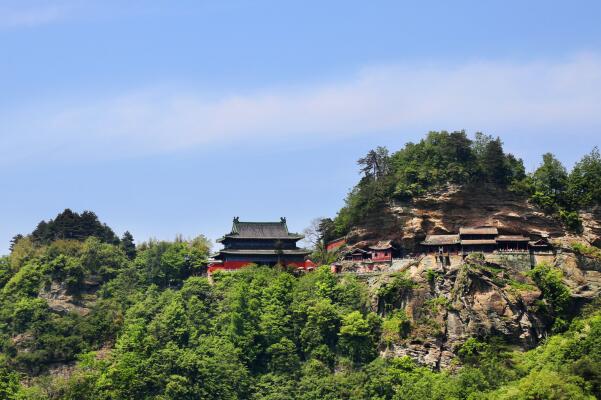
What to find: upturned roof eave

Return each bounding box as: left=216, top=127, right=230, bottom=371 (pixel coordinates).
left=216, top=249, right=312, bottom=256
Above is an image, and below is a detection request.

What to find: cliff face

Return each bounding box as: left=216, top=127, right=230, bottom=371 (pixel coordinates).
left=580, top=206, right=601, bottom=247
left=345, top=184, right=601, bottom=252
left=38, top=279, right=100, bottom=316
left=368, top=251, right=601, bottom=370
left=342, top=184, right=601, bottom=369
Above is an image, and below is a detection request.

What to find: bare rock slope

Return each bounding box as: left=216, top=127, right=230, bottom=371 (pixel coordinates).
left=344, top=185, right=601, bottom=369
left=346, top=184, right=601, bottom=251
left=369, top=251, right=601, bottom=369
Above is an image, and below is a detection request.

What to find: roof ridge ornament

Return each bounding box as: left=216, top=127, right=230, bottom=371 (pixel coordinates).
left=280, top=217, right=286, bottom=223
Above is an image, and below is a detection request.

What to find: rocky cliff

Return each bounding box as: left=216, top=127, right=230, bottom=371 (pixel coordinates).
left=362, top=250, right=601, bottom=369
left=340, top=184, right=601, bottom=369
left=345, top=183, right=601, bottom=251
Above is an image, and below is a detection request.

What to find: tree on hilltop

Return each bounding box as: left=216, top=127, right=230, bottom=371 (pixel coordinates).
left=120, top=231, right=136, bottom=260
left=358, top=146, right=390, bottom=180
left=30, top=209, right=119, bottom=245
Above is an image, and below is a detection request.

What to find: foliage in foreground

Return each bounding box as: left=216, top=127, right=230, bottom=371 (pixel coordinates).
left=2, top=188, right=601, bottom=399
left=1, top=248, right=600, bottom=399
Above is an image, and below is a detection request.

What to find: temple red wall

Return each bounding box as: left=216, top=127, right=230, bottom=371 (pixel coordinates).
left=371, top=251, right=391, bottom=261
left=208, top=260, right=309, bottom=274
left=326, top=238, right=346, bottom=252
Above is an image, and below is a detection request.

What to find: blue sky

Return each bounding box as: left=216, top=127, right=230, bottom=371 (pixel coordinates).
left=1, top=0, right=601, bottom=254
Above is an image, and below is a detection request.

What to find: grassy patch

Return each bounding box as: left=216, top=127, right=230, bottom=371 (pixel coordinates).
left=571, top=242, right=601, bottom=260
left=506, top=279, right=536, bottom=292
left=381, top=310, right=411, bottom=345
left=425, top=269, right=443, bottom=284
left=424, top=296, right=452, bottom=313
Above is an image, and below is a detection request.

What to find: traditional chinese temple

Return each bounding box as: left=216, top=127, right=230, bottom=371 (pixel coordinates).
left=369, top=240, right=394, bottom=262
left=341, top=240, right=395, bottom=263
left=459, top=226, right=499, bottom=253
left=208, top=217, right=311, bottom=273
left=496, top=235, right=530, bottom=251
left=421, top=226, right=544, bottom=254
left=344, top=248, right=371, bottom=262
left=420, top=234, right=460, bottom=254
left=529, top=237, right=553, bottom=253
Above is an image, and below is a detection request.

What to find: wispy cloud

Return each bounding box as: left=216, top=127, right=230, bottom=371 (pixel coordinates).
left=2, top=53, right=601, bottom=164
left=0, top=3, right=71, bottom=29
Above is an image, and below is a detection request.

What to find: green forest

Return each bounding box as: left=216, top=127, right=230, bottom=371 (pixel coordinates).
left=0, top=214, right=600, bottom=399
left=323, top=131, right=601, bottom=241
left=1, top=131, right=601, bottom=399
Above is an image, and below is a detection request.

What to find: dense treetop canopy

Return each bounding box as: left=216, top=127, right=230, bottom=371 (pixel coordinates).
left=1, top=239, right=600, bottom=399
left=29, top=209, right=120, bottom=245
left=0, top=210, right=600, bottom=399
left=329, top=131, right=601, bottom=239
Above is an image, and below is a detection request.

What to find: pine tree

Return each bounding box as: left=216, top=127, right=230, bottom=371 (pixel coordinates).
left=568, top=147, right=601, bottom=208
left=30, top=209, right=119, bottom=245
left=9, top=234, right=23, bottom=252
left=357, top=146, right=390, bottom=180
left=120, top=231, right=137, bottom=260
left=483, top=137, right=510, bottom=184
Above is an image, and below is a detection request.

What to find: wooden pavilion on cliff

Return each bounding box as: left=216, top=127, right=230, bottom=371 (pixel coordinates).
left=368, top=240, right=394, bottom=262
left=529, top=237, right=553, bottom=253
left=208, top=217, right=311, bottom=273
left=496, top=235, right=530, bottom=251
left=459, top=226, right=498, bottom=253
left=420, top=227, right=550, bottom=257
left=420, top=234, right=460, bottom=254
left=344, top=248, right=370, bottom=262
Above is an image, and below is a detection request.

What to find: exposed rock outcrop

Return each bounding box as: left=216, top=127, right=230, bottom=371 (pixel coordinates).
left=38, top=278, right=100, bottom=316
left=580, top=206, right=601, bottom=247
left=372, top=249, right=601, bottom=370
left=345, top=184, right=600, bottom=252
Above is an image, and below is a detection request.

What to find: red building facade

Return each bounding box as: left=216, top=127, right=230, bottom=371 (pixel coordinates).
left=326, top=237, right=347, bottom=252
left=369, top=240, right=393, bottom=262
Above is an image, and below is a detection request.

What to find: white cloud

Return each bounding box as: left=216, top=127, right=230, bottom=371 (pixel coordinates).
left=0, top=4, right=70, bottom=29
left=2, top=53, right=601, bottom=164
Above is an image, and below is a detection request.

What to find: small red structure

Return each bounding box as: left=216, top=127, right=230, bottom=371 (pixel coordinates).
left=303, top=259, right=317, bottom=270
left=326, top=237, right=346, bottom=252
left=369, top=240, right=393, bottom=262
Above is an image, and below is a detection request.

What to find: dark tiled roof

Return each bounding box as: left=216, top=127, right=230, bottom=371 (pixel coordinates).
left=421, top=234, right=459, bottom=245
left=369, top=240, right=393, bottom=250
left=529, top=239, right=551, bottom=246
left=219, top=217, right=304, bottom=241
left=349, top=248, right=369, bottom=255
left=233, top=219, right=287, bottom=237
left=459, top=226, right=499, bottom=235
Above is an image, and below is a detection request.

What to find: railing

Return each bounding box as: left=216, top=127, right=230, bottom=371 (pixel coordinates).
left=371, top=256, right=392, bottom=262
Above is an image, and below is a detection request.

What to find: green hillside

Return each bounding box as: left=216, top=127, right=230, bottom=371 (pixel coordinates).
left=2, top=131, right=601, bottom=399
